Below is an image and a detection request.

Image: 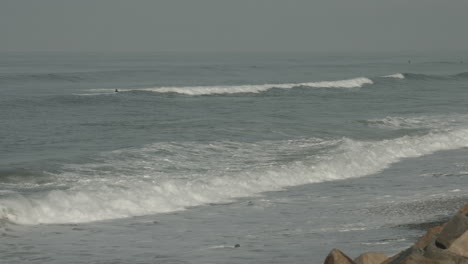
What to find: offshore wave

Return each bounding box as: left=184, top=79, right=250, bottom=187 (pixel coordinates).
left=454, top=72, right=468, bottom=78
left=402, top=72, right=468, bottom=80
left=78, top=71, right=467, bottom=96
left=378, top=72, right=468, bottom=81
left=382, top=73, right=405, bottom=79
left=2, top=126, right=468, bottom=225
left=143, top=77, right=373, bottom=95
left=402, top=73, right=447, bottom=80
left=89, top=77, right=373, bottom=96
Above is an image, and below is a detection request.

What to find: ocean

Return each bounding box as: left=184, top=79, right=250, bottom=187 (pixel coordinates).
left=1, top=51, right=467, bottom=264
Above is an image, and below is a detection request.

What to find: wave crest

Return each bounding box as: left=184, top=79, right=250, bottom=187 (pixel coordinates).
left=382, top=73, right=405, bottom=79
left=144, top=77, right=373, bottom=95
left=87, top=77, right=373, bottom=96
left=2, top=126, right=468, bottom=225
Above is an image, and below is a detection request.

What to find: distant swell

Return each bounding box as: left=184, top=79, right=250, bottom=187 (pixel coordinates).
left=2, top=126, right=468, bottom=225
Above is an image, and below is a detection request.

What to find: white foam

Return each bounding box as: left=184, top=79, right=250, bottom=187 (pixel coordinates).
left=87, top=77, right=373, bottom=96
left=2, top=128, right=468, bottom=225
left=382, top=73, right=405, bottom=79
left=144, top=77, right=373, bottom=95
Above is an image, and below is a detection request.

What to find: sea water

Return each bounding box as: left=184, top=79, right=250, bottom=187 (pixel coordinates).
left=1, top=52, right=468, bottom=263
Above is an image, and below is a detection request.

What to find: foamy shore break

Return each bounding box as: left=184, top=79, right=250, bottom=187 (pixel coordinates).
left=323, top=204, right=468, bottom=264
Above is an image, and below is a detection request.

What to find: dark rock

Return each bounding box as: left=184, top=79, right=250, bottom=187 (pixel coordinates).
left=397, top=219, right=449, bottom=231
left=413, top=224, right=445, bottom=250
left=435, top=212, right=468, bottom=249
left=424, top=238, right=468, bottom=264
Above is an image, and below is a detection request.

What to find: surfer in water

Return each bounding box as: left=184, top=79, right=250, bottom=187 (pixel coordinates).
left=115, top=89, right=119, bottom=93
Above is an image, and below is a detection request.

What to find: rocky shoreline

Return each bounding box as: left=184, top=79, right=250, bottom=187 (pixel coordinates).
left=324, top=204, right=468, bottom=264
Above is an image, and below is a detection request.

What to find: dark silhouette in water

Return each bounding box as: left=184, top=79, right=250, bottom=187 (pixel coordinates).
left=408, top=59, right=411, bottom=64
left=115, top=89, right=119, bottom=93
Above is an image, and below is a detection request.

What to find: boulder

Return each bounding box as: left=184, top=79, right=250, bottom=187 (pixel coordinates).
left=424, top=238, right=468, bottom=264
left=447, top=230, right=468, bottom=257
left=354, top=252, right=388, bottom=264
left=413, top=225, right=445, bottom=250
left=394, top=252, right=451, bottom=264
left=381, top=248, right=422, bottom=264
left=436, top=211, right=468, bottom=249
left=381, top=250, right=404, bottom=264
left=382, top=247, right=453, bottom=264
left=324, top=248, right=356, bottom=264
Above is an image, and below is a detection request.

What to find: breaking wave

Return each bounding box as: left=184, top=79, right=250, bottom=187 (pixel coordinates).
left=79, top=71, right=468, bottom=96
left=88, top=77, right=373, bottom=96
left=145, top=77, right=373, bottom=95
left=382, top=73, right=405, bottom=79
left=2, top=126, right=468, bottom=225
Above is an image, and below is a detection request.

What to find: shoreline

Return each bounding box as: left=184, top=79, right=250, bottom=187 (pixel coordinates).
left=324, top=204, right=468, bottom=264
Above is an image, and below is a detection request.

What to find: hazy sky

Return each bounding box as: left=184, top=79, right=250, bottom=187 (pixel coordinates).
left=1, top=0, right=468, bottom=53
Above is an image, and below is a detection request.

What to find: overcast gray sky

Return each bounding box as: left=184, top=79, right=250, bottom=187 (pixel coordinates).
left=1, top=0, right=468, bottom=53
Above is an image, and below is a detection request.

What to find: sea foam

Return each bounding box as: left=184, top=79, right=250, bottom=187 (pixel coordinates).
left=2, top=126, right=468, bottom=225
